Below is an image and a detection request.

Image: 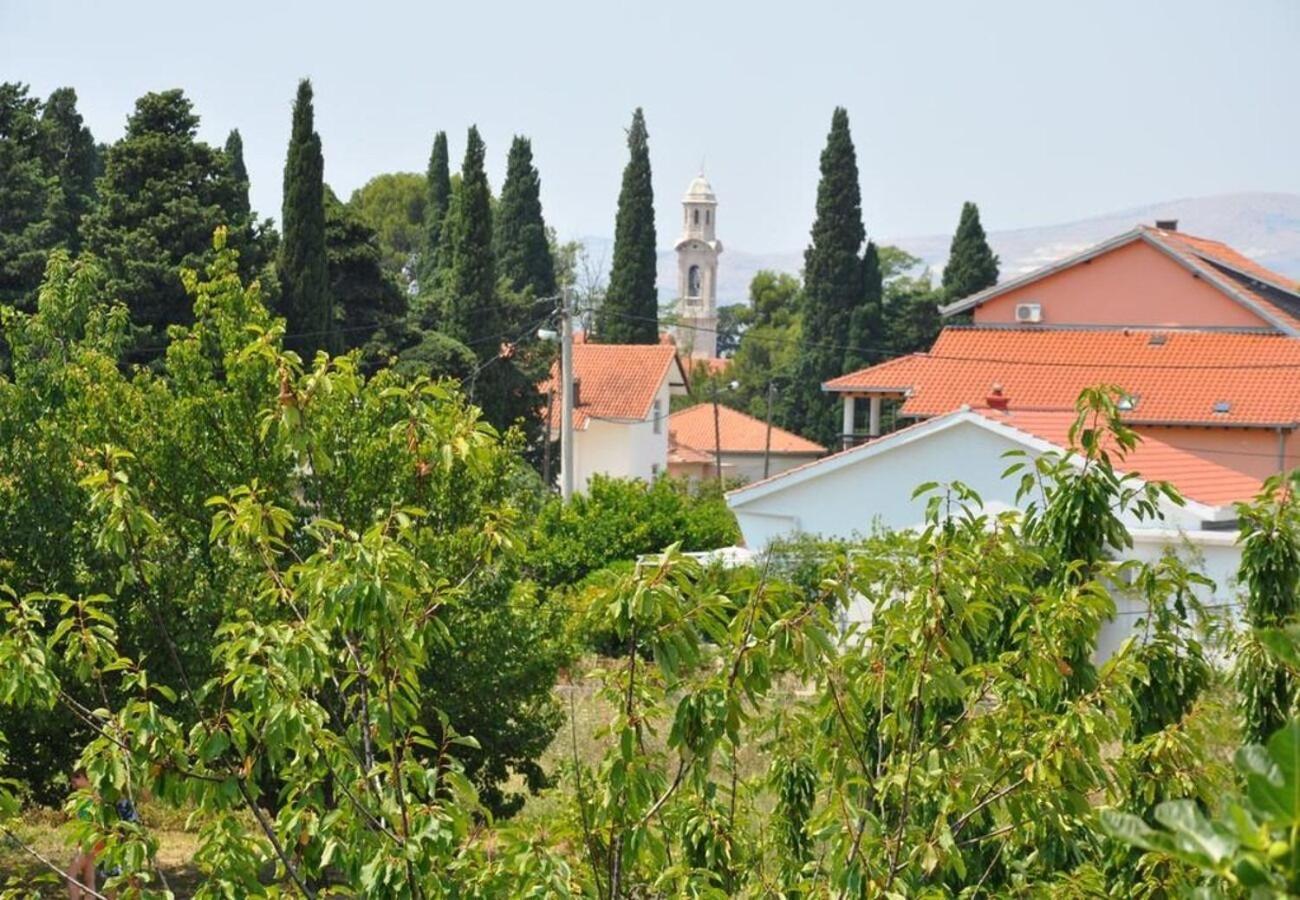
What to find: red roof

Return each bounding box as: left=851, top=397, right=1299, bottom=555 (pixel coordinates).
left=825, top=327, right=1300, bottom=427
left=669, top=403, right=825, bottom=456
left=973, top=408, right=1262, bottom=507
left=543, top=343, right=686, bottom=431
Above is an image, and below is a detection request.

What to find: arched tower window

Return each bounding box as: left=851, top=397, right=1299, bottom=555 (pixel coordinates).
left=693, top=209, right=700, bottom=225
left=705, top=210, right=711, bottom=225
left=687, top=265, right=701, bottom=297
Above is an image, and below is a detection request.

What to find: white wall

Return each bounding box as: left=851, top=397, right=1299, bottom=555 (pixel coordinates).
left=572, top=380, right=673, bottom=491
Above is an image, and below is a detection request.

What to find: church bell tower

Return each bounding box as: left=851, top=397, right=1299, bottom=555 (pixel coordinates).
left=674, top=174, right=723, bottom=359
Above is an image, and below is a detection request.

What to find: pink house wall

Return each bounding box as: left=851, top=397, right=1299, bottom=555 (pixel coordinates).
left=1135, top=425, right=1297, bottom=481
left=974, top=240, right=1270, bottom=328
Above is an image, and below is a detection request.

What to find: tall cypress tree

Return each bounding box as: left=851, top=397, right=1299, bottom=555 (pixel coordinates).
left=941, top=201, right=999, bottom=302
left=278, top=79, right=333, bottom=355
left=787, top=107, right=865, bottom=447
left=494, top=135, right=556, bottom=304
left=39, top=87, right=98, bottom=256
left=596, top=108, right=657, bottom=344
left=224, top=129, right=251, bottom=220
left=417, top=131, right=451, bottom=298
left=442, top=126, right=496, bottom=346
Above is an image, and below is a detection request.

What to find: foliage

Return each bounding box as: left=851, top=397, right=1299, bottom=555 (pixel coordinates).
left=38, top=87, right=99, bottom=258
left=595, top=108, right=658, bottom=344
left=941, top=200, right=999, bottom=302
left=278, top=79, right=334, bottom=356
left=416, top=131, right=451, bottom=301
left=494, top=136, right=557, bottom=303
left=323, top=185, right=407, bottom=367
left=348, top=172, right=427, bottom=292
left=524, top=475, right=740, bottom=591
left=787, top=107, right=868, bottom=446
left=223, top=129, right=251, bottom=220
left=1236, top=470, right=1300, bottom=743
left=0, top=82, right=56, bottom=309
left=82, top=89, right=260, bottom=344
left=0, top=231, right=569, bottom=848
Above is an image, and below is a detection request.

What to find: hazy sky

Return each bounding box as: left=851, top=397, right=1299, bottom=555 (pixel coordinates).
left=4, top=0, right=1299, bottom=253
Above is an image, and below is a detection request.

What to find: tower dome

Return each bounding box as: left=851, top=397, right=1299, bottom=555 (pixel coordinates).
left=684, top=173, right=717, bottom=203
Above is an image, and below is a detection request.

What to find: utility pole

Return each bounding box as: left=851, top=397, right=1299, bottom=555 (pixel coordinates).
left=712, top=382, right=723, bottom=488
left=762, top=380, right=777, bottom=480
left=560, top=286, right=575, bottom=501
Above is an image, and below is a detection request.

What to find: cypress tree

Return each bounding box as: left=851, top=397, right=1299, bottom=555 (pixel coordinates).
left=39, top=87, right=98, bottom=255
left=278, top=79, right=333, bottom=355
left=494, top=135, right=556, bottom=303
left=941, top=201, right=999, bottom=302
left=596, top=108, right=658, bottom=344
left=441, top=126, right=496, bottom=347
left=224, top=129, right=251, bottom=220
left=844, top=240, right=883, bottom=373
left=417, top=131, right=451, bottom=297
left=787, top=107, right=865, bottom=447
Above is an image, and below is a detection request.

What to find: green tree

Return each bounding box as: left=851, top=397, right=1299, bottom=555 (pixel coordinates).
left=596, top=108, right=658, bottom=344
left=494, top=136, right=557, bottom=304
left=324, top=185, right=406, bottom=365
left=417, top=131, right=452, bottom=299
left=348, top=171, right=426, bottom=292
left=881, top=245, right=944, bottom=356
left=843, top=239, right=884, bottom=371
left=82, top=89, right=257, bottom=340
left=223, top=128, right=251, bottom=219
left=39, top=87, right=98, bottom=256
left=786, top=107, right=865, bottom=446
left=278, top=79, right=333, bottom=356
left=747, top=269, right=800, bottom=330
left=0, top=83, right=57, bottom=308
left=941, top=200, right=999, bottom=302
left=441, top=126, right=497, bottom=347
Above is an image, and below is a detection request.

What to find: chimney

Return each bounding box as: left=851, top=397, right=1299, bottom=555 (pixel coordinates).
left=1155, top=218, right=1178, bottom=231
left=986, top=383, right=1009, bottom=411
left=571, top=377, right=581, bottom=407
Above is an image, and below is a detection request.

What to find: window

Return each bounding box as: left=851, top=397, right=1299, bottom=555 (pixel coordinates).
left=687, top=265, right=701, bottom=297
left=693, top=209, right=700, bottom=225
left=651, top=463, right=661, bottom=478
left=705, top=210, right=711, bottom=225
left=652, top=399, right=662, bottom=434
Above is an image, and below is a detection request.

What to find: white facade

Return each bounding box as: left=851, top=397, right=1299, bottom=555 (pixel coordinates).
left=674, top=175, right=723, bottom=359
left=727, top=411, right=1244, bottom=658
left=571, top=379, right=675, bottom=492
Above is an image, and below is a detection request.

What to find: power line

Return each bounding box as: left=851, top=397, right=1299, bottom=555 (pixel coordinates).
left=590, top=307, right=1300, bottom=372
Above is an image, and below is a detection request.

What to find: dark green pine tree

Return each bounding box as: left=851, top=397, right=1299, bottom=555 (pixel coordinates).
left=0, top=83, right=57, bottom=308
left=493, top=135, right=557, bottom=306
left=323, top=186, right=406, bottom=368
left=941, top=200, right=999, bottom=302
left=224, top=129, right=251, bottom=220
left=278, top=79, right=333, bottom=356
left=83, top=89, right=257, bottom=339
left=787, top=107, right=865, bottom=447
left=417, top=131, right=452, bottom=299
left=39, top=87, right=99, bottom=255
left=596, top=108, right=658, bottom=344
left=843, top=240, right=884, bottom=372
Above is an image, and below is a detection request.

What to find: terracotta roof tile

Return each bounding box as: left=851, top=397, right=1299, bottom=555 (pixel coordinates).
left=825, top=327, right=1300, bottom=427
left=543, top=344, right=684, bottom=431
left=669, top=404, right=826, bottom=455
left=973, top=408, right=1263, bottom=507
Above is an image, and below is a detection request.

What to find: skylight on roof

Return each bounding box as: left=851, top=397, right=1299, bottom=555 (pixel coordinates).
left=1213, top=400, right=1231, bottom=414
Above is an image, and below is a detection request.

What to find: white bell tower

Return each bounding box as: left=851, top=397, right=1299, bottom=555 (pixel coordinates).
left=674, top=173, right=723, bottom=359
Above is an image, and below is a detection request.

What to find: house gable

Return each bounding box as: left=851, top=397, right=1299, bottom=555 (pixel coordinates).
left=968, top=237, right=1276, bottom=330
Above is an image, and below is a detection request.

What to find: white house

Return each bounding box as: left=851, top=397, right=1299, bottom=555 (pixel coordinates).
left=727, top=406, right=1257, bottom=658
left=545, top=343, right=689, bottom=492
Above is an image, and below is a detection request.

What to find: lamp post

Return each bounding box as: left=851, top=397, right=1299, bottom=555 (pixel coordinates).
left=709, top=379, right=739, bottom=488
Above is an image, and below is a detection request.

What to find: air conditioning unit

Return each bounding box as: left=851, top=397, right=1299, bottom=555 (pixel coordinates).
left=1014, top=302, right=1042, bottom=323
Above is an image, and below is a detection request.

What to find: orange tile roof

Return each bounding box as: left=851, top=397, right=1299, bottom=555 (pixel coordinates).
left=543, top=343, right=685, bottom=431
left=825, top=327, right=1300, bottom=427
left=668, top=443, right=715, bottom=465
left=669, top=403, right=826, bottom=456
left=1143, top=226, right=1300, bottom=331
left=973, top=408, right=1263, bottom=507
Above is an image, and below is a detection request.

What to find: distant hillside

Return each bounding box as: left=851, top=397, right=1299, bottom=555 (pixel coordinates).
left=581, top=192, right=1300, bottom=304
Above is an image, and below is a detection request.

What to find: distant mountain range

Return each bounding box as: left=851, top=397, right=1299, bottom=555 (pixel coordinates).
left=581, top=192, right=1300, bottom=304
